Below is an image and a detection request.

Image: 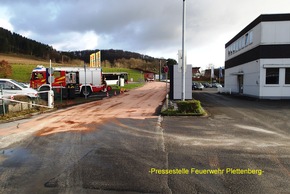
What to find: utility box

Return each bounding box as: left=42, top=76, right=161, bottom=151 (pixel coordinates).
left=169, top=64, right=192, bottom=100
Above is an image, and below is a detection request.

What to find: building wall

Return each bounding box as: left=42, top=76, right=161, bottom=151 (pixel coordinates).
left=261, top=21, right=290, bottom=44
left=259, top=59, right=290, bottom=99
left=259, top=21, right=290, bottom=99
left=225, top=22, right=262, bottom=97
left=225, top=15, right=290, bottom=99
left=225, top=60, right=260, bottom=96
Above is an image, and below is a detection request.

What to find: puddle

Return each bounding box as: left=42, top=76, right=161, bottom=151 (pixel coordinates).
left=0, top=148, right=30, bottom=166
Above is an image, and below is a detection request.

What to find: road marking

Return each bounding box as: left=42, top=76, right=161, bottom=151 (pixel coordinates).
left=234, top=124, right=278, bottom=135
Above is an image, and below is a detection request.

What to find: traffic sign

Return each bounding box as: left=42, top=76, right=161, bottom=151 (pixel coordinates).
left=48, top=68, right=54, bottom=75
left=164, top=66, right=169, bottom=73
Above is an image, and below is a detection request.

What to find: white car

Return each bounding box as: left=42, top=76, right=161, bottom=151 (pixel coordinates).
left=0, top=78, right=38, bottom=99
left=212, top=83, right=223, bottom=88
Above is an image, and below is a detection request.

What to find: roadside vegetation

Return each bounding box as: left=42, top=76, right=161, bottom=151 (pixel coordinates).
left=0, top=60, right=12, bottom=78
left=11, top=64, right=36, bottom=82
left=161, top=100, right=206, bottom=116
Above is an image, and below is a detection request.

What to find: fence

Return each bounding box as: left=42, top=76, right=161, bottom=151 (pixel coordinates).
left=0, top=90, right=54, bottom=115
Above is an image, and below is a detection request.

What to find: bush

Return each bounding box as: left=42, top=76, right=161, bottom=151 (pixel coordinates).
left=0, top=60, right=12, bottom=78
left=161, top=100, right=205, bottom=116
left=176, top=100, right=202, bottom=114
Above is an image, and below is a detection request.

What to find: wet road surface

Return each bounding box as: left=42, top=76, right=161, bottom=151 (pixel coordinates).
left=0, top=82, right=170, bottom=193
left=161, top=89, right=290, bottom=193
left=1, top=86, right=290, bottom=193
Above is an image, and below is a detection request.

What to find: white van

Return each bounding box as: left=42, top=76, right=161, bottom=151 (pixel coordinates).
left=0, top=79, right=38, bottom=99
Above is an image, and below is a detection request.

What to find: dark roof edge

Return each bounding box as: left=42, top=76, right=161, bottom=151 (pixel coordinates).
left=225, top=13, right=290, bottom=48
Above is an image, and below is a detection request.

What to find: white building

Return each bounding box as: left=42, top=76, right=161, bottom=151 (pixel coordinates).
left=225, top=14, right=290, bottom=99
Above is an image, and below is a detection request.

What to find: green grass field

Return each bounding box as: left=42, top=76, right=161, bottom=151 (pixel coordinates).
left=1, top=54, right=146, bottom=89
left=11, top=64, right=37, bottom=82
left=102, top=67, right=144, bottom=83
left=10, top=65, right=144, bottom=84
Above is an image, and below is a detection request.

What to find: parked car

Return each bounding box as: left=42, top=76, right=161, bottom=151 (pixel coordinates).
left=192, top=82, right=204, bottom=90
left=212, top=83, right=223, bottom=88
left=0, top=79, right=38, bottom=99
left=203, top=82, right=212, bottom=88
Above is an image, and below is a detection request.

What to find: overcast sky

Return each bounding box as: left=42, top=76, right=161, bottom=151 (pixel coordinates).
left=1, top=0, right=290, bottom=69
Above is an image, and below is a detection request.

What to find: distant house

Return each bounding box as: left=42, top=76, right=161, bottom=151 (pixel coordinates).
left=225, top=14, right=290, bottom=99
left=192, top=67, right=201, bottom=78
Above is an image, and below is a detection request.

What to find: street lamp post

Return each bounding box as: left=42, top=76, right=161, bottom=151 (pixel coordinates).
left=181, top=0, right=186, bottom=101
left=159, top=60, right=161, bottom=81
left=84, top=63, right=87, bottom=99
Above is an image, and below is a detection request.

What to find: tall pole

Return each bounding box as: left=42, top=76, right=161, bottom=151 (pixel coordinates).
left=181, top=0, right=186, bottom=101
left=48, top=59, right=54, bottom=108
left=49, top=59, right=52, bottom=90
left=159, top=60, right=161, bottom=81
left=84, top=63, right=87, bottom=99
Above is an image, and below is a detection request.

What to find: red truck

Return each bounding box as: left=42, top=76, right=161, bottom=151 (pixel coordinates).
left=30, top=65, right=111, bottom=99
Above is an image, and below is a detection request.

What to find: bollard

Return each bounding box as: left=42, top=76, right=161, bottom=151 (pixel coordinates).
left=48, top=90, right=54, bottom=108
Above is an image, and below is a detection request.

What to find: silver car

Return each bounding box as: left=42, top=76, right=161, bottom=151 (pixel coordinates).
left=0, top=79, right=38, bottom=99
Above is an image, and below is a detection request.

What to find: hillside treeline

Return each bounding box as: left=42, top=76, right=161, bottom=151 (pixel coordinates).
left=0, top=27, right=154, bottom=62
left=0, top=27, right=176, bottom=73
left=0, top=27, right=57, bottom=59
left=61, top=49, right=155, bottom=64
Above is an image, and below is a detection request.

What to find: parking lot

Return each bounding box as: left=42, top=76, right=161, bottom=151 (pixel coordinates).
left=161, top=88, right=290, bottom=193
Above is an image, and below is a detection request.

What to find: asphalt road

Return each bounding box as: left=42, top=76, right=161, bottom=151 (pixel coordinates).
left=162, top=89, right=290, bottom=193
left=0, top=82, right=168, bottom=194
left=0, top=86, right=290, bottom=194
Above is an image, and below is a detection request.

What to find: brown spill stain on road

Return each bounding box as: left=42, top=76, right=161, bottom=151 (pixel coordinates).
left=0, top=82, right=166, bottom=138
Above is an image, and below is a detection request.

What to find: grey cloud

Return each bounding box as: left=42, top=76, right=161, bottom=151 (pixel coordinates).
left=1, top=0, right=290, bottom=66
left=6, top=0, right=183, bottom=51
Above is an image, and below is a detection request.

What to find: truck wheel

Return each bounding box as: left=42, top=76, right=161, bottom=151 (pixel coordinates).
left=81, top=87, right=92, bottom=97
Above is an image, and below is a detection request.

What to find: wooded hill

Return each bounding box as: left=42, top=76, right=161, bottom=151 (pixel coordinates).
left=0, top=27, right=175, bottom=69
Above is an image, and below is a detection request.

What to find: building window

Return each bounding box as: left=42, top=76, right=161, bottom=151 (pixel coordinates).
left=285, top=68, right=290, bottom=84
left=245, top=33, right=249, bottom=45
left=266, top=68, right=279, bottom=84
left=241, top=36, right=245, bottom=48
left=248, top=31, right=253, bottom=44
left=227, top=31, right=253, bottom=56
